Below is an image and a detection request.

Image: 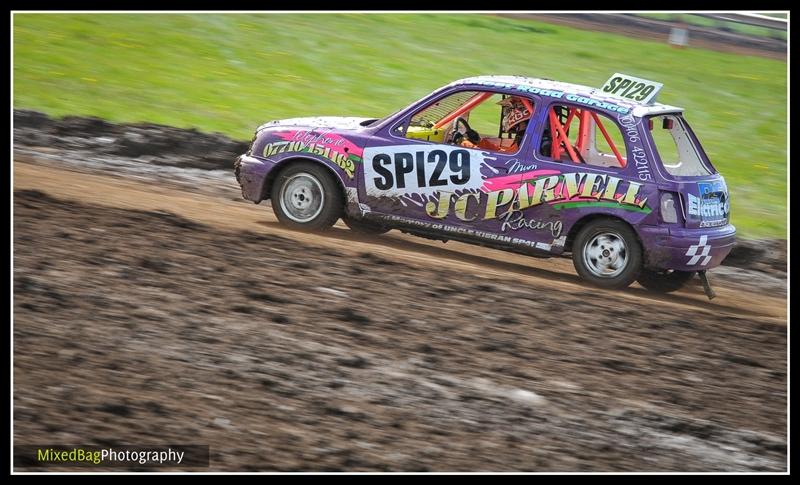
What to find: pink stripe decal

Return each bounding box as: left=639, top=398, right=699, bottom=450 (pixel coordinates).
left=481, top=169, right=561, bottom=193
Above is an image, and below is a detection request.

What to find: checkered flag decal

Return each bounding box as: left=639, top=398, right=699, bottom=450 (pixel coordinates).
left=686, top=236, right=712, bottom=266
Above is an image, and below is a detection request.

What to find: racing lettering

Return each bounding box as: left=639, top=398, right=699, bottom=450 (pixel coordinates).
left=564, top=94, right=630, bottom=114
left=426, top=172, right=651, bottom=221
left=262, top=137, right=361, bottom=179
left=601, top=73, right=663, bottom=104
left=603, top=76, right=622, bottom=94
left=449, top=150, right=469, bottom=184
left=372, top=154, right=394, bottom=190
left=561, top=173, right=586, bottom=199
left=428, top=150, right=448, bottom=187
left=426, top=191, right=453, bottom=219
left=415, top=152, right=426, bottom=188
left=602, top=176, right=622, bottom=200
left=623, top=81, right=641, bottom=97
left=454, top=192, right=481, bottom=221
left=581, top=173, right=606, bottom=200
left=619, top=181, right=648, bottom=208
left=631, top=146, right=652, bottom=182
left=618, top=113, right=640, bottom=143
left=635, top=85, right=655, bottom=102
left=607, top=79, right=653, bottom=100
left=484, top=189, right=515, bottom=220
left=540, top=175, right=562, bottom=203
left=616, top=79, right=632, bottom=95
left=394, top=152, right=413, bottom=189
left=370, top=149, right=472, bottom=191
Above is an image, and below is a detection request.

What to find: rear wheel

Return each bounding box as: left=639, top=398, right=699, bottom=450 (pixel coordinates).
left=572, top=219, right=642, bottom=289
left=270, top=162, right=342, bottom=231
left=637, top=269, right=695, bottom=293
left=342, top=215, right=390, bottom=235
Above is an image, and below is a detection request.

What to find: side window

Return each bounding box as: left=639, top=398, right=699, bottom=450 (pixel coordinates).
left=398, top=90, right=532, bottom=155
left=538, top=105, right=628, bottom=169
left=402, top=90, right=480, bottom=143
left=647, top=114, right=712, bottom=176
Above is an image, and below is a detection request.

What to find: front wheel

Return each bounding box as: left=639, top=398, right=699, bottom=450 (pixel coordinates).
left=637, top=269, right=695, bottom=293
left=270, top=162, right=343, bottom=231
left=572, top=219, right=642, bottom=289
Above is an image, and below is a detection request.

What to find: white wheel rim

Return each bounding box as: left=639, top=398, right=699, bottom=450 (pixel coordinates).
left=279, top=173, right=325, bottom=223
left=583, top=232, right=628, bottom=278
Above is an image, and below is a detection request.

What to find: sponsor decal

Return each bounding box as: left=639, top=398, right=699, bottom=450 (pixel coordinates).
left=564, top=94, right=630, bottom=114
left=363, top=145, right=487, bottom=197
left=630, top=147, right=651, bottom=182
left=688, top=180, right=729, bottom=227
left=499, top=210, right=563, bottom=237
left=618, top=113, right=641, bottom=144
left=618, top=113, right=652, bottom=182
left=383, top=215, right=554, bottom=252
left=505, top=159, right=538, bottom=174
left=686, top=235, right=712, bottom=266
left=468, top=79, right=566, bottom=98
left=262, top=130, right=363, bottom=178
left=461, top=79, right=630, bottom=114
left=425, top=170, right=650, bottom=221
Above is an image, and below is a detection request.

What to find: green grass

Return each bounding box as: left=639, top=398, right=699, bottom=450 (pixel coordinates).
left=13, top=13, right=787, bottom=238
left=638, top=13, right=787, bottom=40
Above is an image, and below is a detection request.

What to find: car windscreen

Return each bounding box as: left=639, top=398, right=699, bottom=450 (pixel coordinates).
left=647, top=114, right=713, bottom=177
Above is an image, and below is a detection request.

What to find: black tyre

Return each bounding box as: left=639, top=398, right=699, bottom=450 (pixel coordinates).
left=270, top=162, right=343, bottom=231
left=572, top=219, right=642, bottom=289
left=637, top=268, right=695, bottom=293
left=342, top=215, right=390, bottom=235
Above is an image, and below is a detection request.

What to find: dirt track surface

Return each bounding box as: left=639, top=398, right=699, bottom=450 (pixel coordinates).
left=13, top=160, right=787, bottom=472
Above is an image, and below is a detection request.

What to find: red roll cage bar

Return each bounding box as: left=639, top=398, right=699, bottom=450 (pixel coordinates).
left=432, top=92, right=627, bottom=168
left=433, top=92, right=494, bottom=129
left=548, top=106, right=626, bottom=167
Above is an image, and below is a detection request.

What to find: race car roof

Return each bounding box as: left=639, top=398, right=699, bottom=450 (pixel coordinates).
left=449, top=75, right=684, bottom=117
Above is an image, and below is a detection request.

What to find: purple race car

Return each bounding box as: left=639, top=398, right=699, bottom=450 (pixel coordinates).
left=234, top=74, right=734, bottom=298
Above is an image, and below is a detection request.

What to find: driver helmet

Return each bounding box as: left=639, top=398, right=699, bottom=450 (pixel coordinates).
left=498, top=96, right=532, bottom=133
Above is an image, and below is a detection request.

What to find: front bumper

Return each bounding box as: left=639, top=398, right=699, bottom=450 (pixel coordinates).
left=234, top=154, right=276, bottom=203
left=639, top=224, right=736, bottom=272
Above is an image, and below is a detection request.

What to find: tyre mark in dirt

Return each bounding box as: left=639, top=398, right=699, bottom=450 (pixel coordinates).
left=12, top=182, right=787, bottom=471
left=256, top=220, right=784, bottom=321
left=13, top=160, right=786, bottom=323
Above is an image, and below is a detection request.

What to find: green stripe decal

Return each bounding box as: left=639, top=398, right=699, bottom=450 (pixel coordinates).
left=552, top=201, right=652, bottom=213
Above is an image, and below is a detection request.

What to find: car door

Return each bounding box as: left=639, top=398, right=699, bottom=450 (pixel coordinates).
left=358, top=89, right=560, bottom=249
left=514, top=101, right=655, bottom=252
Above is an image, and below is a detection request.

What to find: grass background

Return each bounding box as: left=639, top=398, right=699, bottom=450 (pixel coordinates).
left=637, top=13, right=787, bottom=40
left=13, top=14, right=787, bottom=238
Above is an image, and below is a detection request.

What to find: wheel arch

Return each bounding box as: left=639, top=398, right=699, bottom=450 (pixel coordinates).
left=261, top=156, right=348, bottom=205
left=565, top=213, right=644, bottom=254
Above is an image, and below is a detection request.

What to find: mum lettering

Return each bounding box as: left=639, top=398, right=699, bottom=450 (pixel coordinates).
left=425, top=172, right=648, bottom=220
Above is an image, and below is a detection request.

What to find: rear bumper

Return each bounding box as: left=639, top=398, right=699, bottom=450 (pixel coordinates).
left=639, top=224, right=736, bottom=271
left=234, top=154, right=276, bottom=202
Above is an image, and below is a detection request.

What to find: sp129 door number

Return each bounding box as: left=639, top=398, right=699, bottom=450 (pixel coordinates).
left=363, top=145, right=486, bottom=196
left=601, top=73, right=663, bottom=104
